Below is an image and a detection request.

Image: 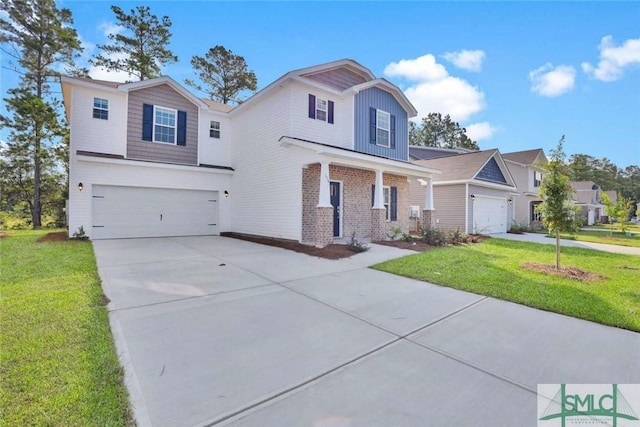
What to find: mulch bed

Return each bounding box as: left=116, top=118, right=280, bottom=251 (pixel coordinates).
left=522, top=262, right=607, bottom=281
left=221, top=232, right=359, bottom=259
left=36, top=231, right=69, bottom=243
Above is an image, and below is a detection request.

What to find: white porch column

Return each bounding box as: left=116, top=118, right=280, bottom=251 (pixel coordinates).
left=424, top=177, right=434, bottom=210
left=373, top=169, right=385, bottom=209
left=317, top=161, right=332, bottom=208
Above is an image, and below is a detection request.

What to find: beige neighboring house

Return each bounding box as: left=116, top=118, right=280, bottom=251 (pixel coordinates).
left=502, top=149, right=547, bottom=229
left=571, top=181, right=615, bottom=225
left=409, top=148, right=517, bottom=234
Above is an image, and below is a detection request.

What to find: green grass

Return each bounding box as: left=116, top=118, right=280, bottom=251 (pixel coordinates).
left=548, top=229, right=640, bottom=248
left=373, top=239, right=640, bottom=332
left=0, top=230, right=132, bottom=426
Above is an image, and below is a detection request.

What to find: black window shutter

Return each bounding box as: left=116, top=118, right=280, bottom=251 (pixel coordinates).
left=390, top=115, right=396, bottom=149
left=177, top=111, right=187, bottom=146
left=369, top=107, right=377, bottom=144
left=308, top=94, right=316, bottom=119
left=371, top=184, right=375, bottom=207
left=390, top=186, right=398, bottom=221
left=142, top=104, right=153, bottom=141
left=328, top=100, right=334, bottom=124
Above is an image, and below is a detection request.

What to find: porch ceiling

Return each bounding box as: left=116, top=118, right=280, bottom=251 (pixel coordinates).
left=280, top=136, right=440, bottom=178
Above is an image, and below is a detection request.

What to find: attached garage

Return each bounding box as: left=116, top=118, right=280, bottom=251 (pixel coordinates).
left=472, top=195, right=508, bottom=234
left=92, top=185, right=219, bottom=239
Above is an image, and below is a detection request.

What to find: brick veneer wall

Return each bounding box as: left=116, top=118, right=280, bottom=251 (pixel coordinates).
left=301, top=163, right=410, bottom=244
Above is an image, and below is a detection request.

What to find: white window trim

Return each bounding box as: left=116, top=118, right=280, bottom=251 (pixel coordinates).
left=210, top=120, right=221, bottom=139
left=153, top=106, right=177, bottom=145
left=383, top=185, right=390, bottom=222
left=376, top=109, right=390, bottom=148
left=315, top=97, right=327, bottom=122
left=93, top=97, right=109, bottom=120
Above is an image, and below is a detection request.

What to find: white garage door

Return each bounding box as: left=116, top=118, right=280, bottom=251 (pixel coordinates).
left=92, top=185, right=219, bottom=239
left=473, top=195, right=507, bottom=234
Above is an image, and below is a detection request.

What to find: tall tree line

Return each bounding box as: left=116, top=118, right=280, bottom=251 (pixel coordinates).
left=567, top=154, right=640, bottom=202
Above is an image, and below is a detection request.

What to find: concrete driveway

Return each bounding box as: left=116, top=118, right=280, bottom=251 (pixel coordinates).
left=94, top=236, right=640, bottom=427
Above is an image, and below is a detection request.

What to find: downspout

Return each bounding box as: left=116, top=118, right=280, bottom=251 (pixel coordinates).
left=465, top=183, right=469, bottom=234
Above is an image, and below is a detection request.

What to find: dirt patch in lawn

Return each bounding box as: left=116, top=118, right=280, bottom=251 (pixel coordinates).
left=522, top=262, right=607, bottom=281
left=0, top=232, right=12, bottom=238
left=221, top=232, right=360, bottom=260
left=36, top=231, right=69, bottom=243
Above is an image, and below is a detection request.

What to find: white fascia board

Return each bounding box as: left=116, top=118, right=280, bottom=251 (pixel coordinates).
left=61, top=76, right=121, bottom=94
left=345, top=79, right=418, bottom=117
left=435, top=179, right=516, bottom=191
left=291, top=59, right=375, bottom=81
left=76, top=154, right=234, bottom=175
left=280, top=137, right=440, bottom=178
left=120, top=76, right=210, bottom=110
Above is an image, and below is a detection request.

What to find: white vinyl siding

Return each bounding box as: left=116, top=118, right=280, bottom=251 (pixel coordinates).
left=290, top=81, right=353, bottom=150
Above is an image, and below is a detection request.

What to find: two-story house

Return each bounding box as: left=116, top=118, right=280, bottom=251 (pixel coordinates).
left=571, top=181, right=615, bottom=225
left=61, top=59, right=439, bottom=246
left=503, top=149, right=547, bottom=229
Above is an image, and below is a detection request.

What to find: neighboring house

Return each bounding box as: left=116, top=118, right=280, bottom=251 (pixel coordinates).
left=61, top=59, right=439, bottom=246
left=409, top=148, right=517, bottom=234
left=409, top=145, right=472, bottom=161
left=502, top=148, right=547, bottom=229
left=571, top=181, right=614, bottom=225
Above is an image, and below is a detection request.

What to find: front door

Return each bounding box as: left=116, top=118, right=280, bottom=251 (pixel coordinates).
left=330, top=181, right=341, bottom=237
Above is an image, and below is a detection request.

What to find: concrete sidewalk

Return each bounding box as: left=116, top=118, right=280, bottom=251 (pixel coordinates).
left=94, top=236, right=640, bottom=427
left=492, top=232, right=640, bottom=256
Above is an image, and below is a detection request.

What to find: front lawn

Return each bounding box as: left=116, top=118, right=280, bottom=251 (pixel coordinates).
left=0, top=230, right=132, bottom=426
left=373, top=239, right=640, bottom=332
left=551, top=229, right=640, bottom=248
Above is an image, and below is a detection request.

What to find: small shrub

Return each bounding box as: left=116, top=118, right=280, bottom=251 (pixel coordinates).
left=348, top=232, right=369, bottom=253
left=387, top=226, right=402, bottom=241
left=71, top=226, right=89, bottom=240
left=0, top=211, right=32, bottom=230
left=509, top=221, right=530, bottom=234
left=400, top=232, right=413, bottom=242
left=421, top=226, right=448, bottom=246
left=448, top=228, right=466, bottom=245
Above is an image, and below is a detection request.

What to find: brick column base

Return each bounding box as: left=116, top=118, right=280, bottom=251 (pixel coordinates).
left=315, top=206, right=334, bottom=248
left=371, top=208, right=387, bottom=241
left=422, top=210, right=434, bottom=230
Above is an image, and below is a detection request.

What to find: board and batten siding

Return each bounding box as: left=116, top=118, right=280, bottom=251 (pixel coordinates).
left=230, top=82, right=318, bottom=241
left=70, top=85, right=127, bottom=156
left=354, top=87, right=408, bottom=161
left=432, top=184, right=466, bottom=232
left=290, top=81, right=353, bottom=150
left=467, top=184, right=514, bottom=232
left=127, top=84, right=198, bottom=165
left=68, top=156, right=232, bottom=239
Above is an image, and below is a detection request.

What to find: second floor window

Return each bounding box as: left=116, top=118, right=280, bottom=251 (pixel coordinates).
left=154, top=107, right=177, bottom=144
left=93, top=97, right=108, bottom=120
left=376, top=110, right=390, bottom=148
left=308, top=94, right=334, bottom=124
left=534, top=171, right=542, bottom=187
left=210, top=121, right=221, bottom=138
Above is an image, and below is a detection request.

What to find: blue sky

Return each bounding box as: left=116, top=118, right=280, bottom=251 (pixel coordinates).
left=2, top=1, right=639, bottom=167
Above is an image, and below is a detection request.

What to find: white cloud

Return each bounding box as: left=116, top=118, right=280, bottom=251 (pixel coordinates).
left=98, top=21, right=124, bottom=38
left=581, top=36, right=640, bottom=82
left=384, top=54, right=486, bottom=122
left=465, top=122, right=499, bottom=141
left=442, top=49, right=486, bottom=72
left=529, top=63, right=576, bottom=97
left=383, top=54, right=448, bottom=81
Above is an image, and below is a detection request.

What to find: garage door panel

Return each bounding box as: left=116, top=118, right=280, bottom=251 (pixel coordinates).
left=92, top=185, right=218, bottom=239
left=473, top=196, right=507, bottom=234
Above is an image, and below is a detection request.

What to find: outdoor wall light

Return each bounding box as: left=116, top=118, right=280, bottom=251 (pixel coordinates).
left=508, top=198, right=513, bottom=204
left=78, top=182, right=84, bottom=192
left=224, top=190, right=229, bottom=198
left=470, top=194, right=475, bottom=201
